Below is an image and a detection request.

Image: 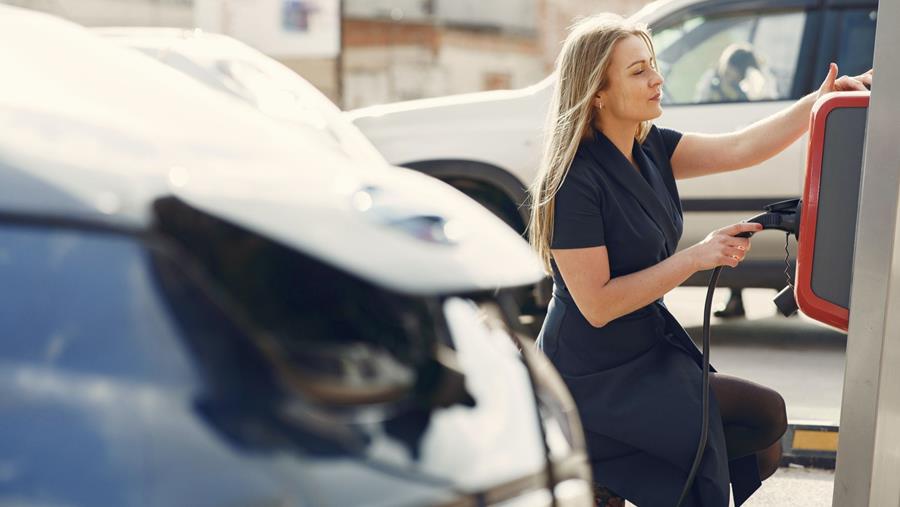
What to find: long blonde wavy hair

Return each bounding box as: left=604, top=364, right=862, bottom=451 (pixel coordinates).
left=528, top=14, right=657, bottom=274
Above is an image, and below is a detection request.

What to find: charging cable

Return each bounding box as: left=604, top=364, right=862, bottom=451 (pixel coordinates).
left=674, top=199, right=801, bottom=507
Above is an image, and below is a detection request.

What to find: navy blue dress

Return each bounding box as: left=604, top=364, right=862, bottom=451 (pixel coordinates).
left=536, top=126, right=761, bottom=506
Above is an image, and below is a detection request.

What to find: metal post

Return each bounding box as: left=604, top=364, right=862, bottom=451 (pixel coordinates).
left=833, top=0, right=900, bottom=504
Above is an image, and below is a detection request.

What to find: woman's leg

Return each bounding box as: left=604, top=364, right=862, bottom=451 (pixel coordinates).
left=710, top=372, right=788, bottom=480
left=755, top=438, right=784, bottom=481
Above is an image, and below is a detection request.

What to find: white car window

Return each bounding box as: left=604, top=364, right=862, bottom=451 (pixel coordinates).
left=654, top=10, right=806, bottom=105
left=836, top=8, right=877, bottom=77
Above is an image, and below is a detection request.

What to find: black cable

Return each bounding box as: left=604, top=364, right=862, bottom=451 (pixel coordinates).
left=674, top=266, right=721, bottom=507
left=783, top=233, right=794, bottom=289
left=672, top=208, right=798, bottom=505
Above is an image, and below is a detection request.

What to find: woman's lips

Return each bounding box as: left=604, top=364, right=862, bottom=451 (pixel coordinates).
left=650, top=92, right=662, bottom=101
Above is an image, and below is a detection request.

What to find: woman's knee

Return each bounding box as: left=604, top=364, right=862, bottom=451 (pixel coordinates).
left=758, top=440, right=783, bottom=481
left=712, top=374, right=788, bottom=445
left=743, top=382, right=788, bottom=446
left=764, top=391, right=788, bottom=445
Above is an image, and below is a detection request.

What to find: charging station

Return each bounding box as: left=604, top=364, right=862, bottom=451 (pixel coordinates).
left=795, top=92, right=870, bottom=332
left=815, top=2, right=900, bottom=502
left=715, top=19, right=900, bottom=499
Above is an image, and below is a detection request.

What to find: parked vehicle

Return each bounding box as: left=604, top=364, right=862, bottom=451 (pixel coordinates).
left=0, top=7, right=592, bottom=506
left=349, top=0, right=878, bottom=318
left=94, top=26, right=387, bottom=168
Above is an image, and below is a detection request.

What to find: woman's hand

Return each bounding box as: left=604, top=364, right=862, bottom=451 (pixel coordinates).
left=684, top=222, right=763, bottom=271
left=816, top=63, right=873, bottom=101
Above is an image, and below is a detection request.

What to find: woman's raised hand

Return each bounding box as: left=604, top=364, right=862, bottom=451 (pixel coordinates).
left=816, top=63, right=873, bottom=100
left=685, top=222, right=763, bottom=271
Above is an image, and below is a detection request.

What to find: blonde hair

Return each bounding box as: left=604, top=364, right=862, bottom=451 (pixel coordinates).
left=528, top=14, right=657, bottom=274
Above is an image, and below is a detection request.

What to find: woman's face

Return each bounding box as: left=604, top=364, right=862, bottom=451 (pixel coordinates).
left=595, top=34, right=664, bottom=125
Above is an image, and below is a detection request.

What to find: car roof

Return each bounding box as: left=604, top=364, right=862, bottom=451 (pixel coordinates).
left=633, top=0, right=874, bottom=23
left=0, top=6, right=544, bottom=294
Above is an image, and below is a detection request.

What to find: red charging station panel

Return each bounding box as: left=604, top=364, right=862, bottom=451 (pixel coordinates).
left=796, top=92, right=870, bottom=332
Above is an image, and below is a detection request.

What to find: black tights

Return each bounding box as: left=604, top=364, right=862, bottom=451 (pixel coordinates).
left=593, top=374, right=787, bottom=506
left=711, top=372, right=788, bottom=481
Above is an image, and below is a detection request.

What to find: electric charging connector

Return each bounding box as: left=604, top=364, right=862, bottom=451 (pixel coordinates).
left=738, top=198, right=802, bottom=317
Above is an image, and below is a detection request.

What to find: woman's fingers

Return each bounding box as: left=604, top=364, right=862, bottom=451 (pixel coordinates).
left=813, top=62, right=874, bottom=96
left=835, top=75, right=868, bottom=91
left=827, top=66, right=872, bottom=92
left=696, top=223, right=761, bottom=270
left=717, top=247, right=746, bottom=267
left=856, top=68, right=874, bottom=87
left=718, top=222, right=764, bottom=237
left=819, top=62, right=838, bottom=94
left=726, top=237, right=751, bottom=251
left=725, top=246, right=746, bottom=259
left=720, top=254, right=740, bottom=268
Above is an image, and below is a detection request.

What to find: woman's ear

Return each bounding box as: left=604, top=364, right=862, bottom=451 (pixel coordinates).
left=593, top=94, right=603, bottom=110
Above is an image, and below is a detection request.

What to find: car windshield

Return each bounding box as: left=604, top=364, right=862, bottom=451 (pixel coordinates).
left=212, top=53, right=387, bottom=166
left=116, top=32, right=388, bottom=168
left=0, top=224, right=202, bottom=388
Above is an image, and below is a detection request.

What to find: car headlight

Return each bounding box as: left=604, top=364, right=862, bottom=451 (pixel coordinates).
left=473, top=299, right=593, bottom=507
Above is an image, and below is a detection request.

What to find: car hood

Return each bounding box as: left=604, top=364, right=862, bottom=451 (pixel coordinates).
left=169, top=164, right=544, bottom=295
left=0, top=5, right=543, bottom=296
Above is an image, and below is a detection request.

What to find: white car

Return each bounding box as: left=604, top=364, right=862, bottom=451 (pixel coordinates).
left=94, top=26, right=387, bottom=168
left=0, top=7, right=592, bottom=506
left=349, top=0, right=878, bottom=317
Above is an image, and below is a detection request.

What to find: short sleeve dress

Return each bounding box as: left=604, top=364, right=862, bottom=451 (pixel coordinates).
left=535, top=126, right=762, bottom=507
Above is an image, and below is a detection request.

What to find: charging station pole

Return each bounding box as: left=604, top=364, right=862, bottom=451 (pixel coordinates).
left=833, top=0, right=900, bottom=504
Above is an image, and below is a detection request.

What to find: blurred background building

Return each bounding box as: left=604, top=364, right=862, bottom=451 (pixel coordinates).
left=1, top=0, right=648, bottom=107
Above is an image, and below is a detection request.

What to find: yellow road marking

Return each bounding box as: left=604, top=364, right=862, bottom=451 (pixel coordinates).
left=793, top=429, right=839, bottom=451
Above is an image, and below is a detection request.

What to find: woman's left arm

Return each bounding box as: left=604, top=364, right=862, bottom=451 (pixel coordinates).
left=670, top=63, right=873, bottom=180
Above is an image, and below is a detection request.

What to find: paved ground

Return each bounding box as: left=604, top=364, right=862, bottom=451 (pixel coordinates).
left=622, top=466, right=836, bottom=507
left=737, top=466, right=836, bottom=507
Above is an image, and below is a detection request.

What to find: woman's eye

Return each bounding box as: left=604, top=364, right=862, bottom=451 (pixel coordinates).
left=635, top=69, right=644, bottom=75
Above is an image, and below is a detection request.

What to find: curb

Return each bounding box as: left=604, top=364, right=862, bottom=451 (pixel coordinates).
left=781, top=422, right=839, bottom=470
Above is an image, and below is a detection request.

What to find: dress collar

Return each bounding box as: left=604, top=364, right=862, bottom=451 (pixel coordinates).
left=583, top=128, right=680, bottom=256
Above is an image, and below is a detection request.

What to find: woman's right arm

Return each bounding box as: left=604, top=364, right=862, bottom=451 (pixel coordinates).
left=552, top=222, right=762, bottom=327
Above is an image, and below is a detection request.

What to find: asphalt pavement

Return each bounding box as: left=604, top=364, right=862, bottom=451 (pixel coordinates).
left=623, top=466, right=837, bottom=506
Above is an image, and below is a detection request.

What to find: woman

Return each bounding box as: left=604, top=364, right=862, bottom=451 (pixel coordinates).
left=529, top=14, right=871, bottom=507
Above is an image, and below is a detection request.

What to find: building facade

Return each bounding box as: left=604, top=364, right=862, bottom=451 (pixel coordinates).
left=3, top=0, right=650, bottom=108
left=341, top=0, right=544, bottom=109
left=341, top=0, right=648, bottom=108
